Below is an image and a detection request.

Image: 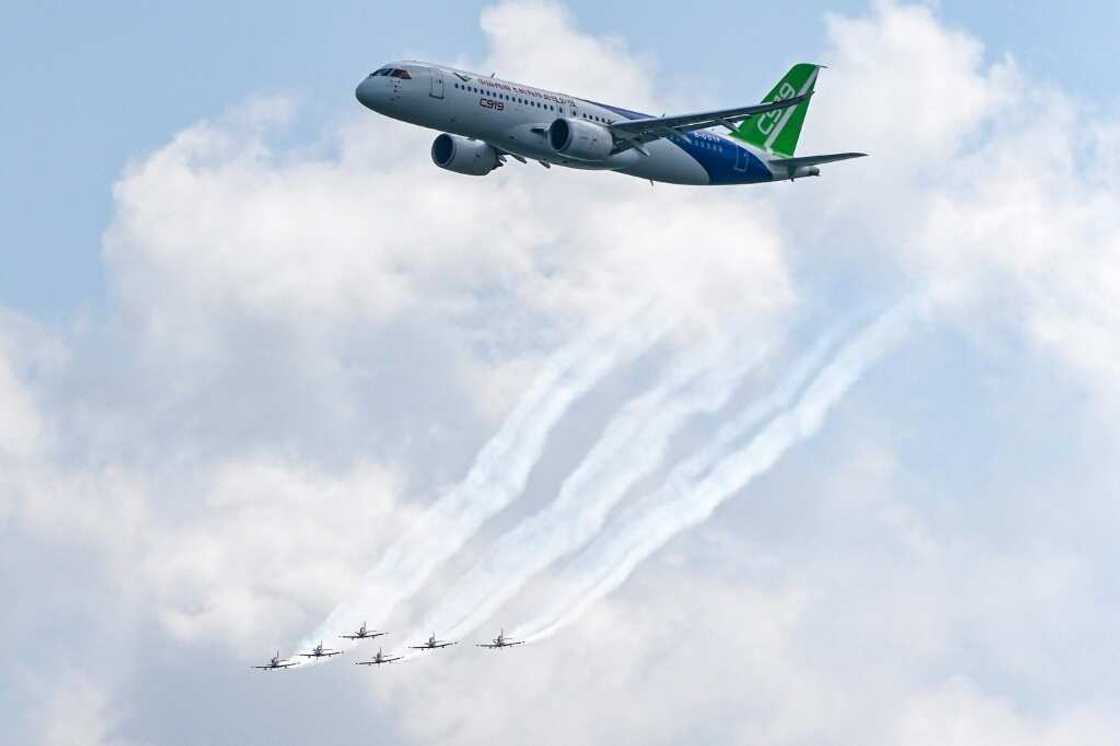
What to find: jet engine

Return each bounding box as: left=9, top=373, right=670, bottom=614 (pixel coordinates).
left=431, top=133, right=501, bottom=176
left=548, top=118, right=613, bottom=161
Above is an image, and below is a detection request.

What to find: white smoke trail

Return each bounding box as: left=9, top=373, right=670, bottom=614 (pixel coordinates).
left=406, top=316, right=856, bottom=648
left=514, top=302, right=917, bottom=643
left=409, top=334, right=766, bottom=643
left=296, top=304, right=669, bottom=661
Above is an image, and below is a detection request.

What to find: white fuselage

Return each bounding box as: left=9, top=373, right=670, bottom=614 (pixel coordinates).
left=355, top=61, right=777, bottom=186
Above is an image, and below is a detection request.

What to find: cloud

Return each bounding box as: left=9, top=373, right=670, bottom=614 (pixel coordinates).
left=142, top=457, right=406, bottom=647
left=893, top=677, right=1120, bottom=746
left=479, top=0, right=657, bottom=108
left=912, top=106, right=1120, bottom=399
left=814, top=0, right=1014, bottom=167
left=27, top=670, right=128, bottom=746
left=0, top=313, right=52, bottom=461
left=787, top=0, right=1120, bottom=406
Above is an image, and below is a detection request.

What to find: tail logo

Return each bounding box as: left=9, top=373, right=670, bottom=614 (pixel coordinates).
left=756, top=82, right=799, bottom=136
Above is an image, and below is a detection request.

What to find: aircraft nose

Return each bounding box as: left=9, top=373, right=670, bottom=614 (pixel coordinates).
left=355, top=77, right=380, bottom=110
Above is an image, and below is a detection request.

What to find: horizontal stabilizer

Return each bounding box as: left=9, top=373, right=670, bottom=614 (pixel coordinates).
left=769, top=152, right=868, bottom=169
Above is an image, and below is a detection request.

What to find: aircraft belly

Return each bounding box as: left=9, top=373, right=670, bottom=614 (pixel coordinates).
left=617, top=141, right=710, bottom=185
left=498, top=136, right=709, bottom=182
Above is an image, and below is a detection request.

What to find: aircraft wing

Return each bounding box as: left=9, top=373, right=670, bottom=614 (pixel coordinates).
left=610, top=94, right=811, bottom=145
left=477, top=643, right=498, bottom=648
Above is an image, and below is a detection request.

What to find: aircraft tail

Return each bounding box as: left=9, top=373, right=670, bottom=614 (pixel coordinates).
left=732, top=63, right=822, bottom=157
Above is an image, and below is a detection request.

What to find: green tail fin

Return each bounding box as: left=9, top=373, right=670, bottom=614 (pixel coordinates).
left=732, top=63, right=821, bottom=158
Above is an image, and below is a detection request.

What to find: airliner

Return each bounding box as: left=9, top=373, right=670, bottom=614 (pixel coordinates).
left=354, top=61, right=865, bottom=186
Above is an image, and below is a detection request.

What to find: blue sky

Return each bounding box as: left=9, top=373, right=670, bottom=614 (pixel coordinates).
left=2, top=1, right=1117, bottom=318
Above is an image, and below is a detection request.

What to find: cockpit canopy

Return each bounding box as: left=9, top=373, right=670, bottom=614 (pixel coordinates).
left=370, top=67, right=413, bottom=79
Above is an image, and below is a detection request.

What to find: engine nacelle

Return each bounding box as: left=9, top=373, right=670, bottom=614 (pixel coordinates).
left=548, top=118, right=613, bottom=161
left=431, top=133, right=501, bottom=176
left=789, top=165, right=820, bottom=180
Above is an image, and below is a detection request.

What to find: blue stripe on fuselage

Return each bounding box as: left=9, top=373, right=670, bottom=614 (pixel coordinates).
left=590, top=100, right=774, bottom=186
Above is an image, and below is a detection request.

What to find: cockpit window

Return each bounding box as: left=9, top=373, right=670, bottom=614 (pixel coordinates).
left=369, top=67, right=413, bottom=79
